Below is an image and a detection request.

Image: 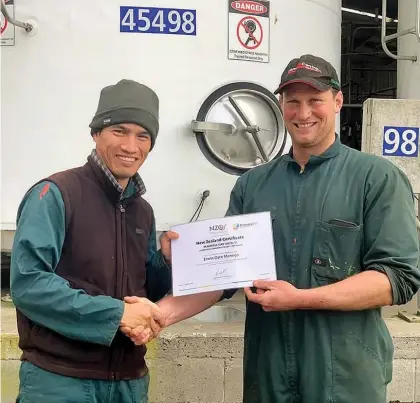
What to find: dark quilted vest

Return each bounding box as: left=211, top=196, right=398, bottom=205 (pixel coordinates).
left=17, top=157, right=154, bottom=380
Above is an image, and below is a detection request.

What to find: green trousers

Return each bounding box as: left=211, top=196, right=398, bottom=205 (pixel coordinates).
left=16, top=361, right=149, bottom=403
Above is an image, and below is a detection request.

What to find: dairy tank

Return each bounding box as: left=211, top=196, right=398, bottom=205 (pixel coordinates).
left=1, top=0, right=342, bottom=230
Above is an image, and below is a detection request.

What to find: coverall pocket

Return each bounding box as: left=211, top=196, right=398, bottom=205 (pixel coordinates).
left=331, top=311, right=393, bottom=402
left=311, top=220, right=363, bottom=286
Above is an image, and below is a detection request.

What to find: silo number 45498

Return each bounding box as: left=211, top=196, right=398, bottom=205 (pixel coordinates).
left=120, top=6, right=197, bottom=36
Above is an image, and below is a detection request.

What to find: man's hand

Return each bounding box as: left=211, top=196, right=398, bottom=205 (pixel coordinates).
left=244, top=280, right=301, bottom=312
left=119, top=297, right=164, bottom=343
left=159, top=231, right=179, bottom=263
left=120, top=296, right=168, bottom=345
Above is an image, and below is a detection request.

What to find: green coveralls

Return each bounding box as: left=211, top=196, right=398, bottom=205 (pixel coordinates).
left=225, top=136, right=420, bottom=403
left=11, top=179, right=169, bottom=403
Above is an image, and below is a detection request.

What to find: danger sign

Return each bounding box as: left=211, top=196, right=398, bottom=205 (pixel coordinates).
left=1, top=0, right=15, bottom=46
left=1, top=17, right=8, bottom=34
left=237, top=16, right=263, bottom=50
left=228, top=0, right=270, bottom=63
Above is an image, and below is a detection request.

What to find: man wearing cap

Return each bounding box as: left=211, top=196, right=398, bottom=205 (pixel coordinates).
left=127, top=55, right=420, bottom=402
left=10, top=79, right=177, bottom=402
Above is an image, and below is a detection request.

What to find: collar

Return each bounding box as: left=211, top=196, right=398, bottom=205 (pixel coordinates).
left=89, top=149, right=146, bottom=198
left=284, top=133, right=341, bottom=167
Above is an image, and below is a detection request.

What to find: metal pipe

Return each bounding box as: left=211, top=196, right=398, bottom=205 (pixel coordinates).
left=350, top=26, right=381, bottom=53
left=369, top=86, right=396, bottom=95
left=351, top=68, right=396, bottom=71
left=346, top=22, right=352, bottom=108
left=347, top=25, right=385, bottom=107
left=343, top=22, right=397, bottom=28
left=416, top=0, right=420, bottom=42
left=381, top=0, right=398, bottom=60
left=381, top=0, right=417, bottom=61
left=342, top=104, right=363, bottom=108
left=342, top=52, right=389, bottom=56
left=416, top=217, right=420, bottom=232
left=1, top=0, right=33, bottom=33
left=385, top=27, right=415, bottom=42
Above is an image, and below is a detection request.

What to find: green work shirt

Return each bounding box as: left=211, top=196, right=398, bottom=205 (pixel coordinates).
left=225, top=136, right=420, bottom=403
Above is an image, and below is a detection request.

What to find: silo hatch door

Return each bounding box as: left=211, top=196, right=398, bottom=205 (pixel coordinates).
left=191, top=82, right=287, bottom=176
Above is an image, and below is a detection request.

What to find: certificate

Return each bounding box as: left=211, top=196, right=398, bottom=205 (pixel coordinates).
left=170, top=212, right=277, bottom=296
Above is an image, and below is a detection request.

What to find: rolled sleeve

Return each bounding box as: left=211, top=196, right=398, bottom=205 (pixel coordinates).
left=145, top=215, right=172, bottom=302
left=363, top=163, right=420, bottom=305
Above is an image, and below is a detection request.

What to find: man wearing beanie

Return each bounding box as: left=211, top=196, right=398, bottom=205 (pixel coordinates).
left=10, top=79, right=177, bottom=402
left=130, top=55, right=420, bottom=402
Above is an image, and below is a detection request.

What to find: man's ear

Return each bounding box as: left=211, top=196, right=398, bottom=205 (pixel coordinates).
left=91, top=130, right=101, bottom=142
left=335, top=91, right=344, bottom=113
left=278, top=95, right=284, bottom=113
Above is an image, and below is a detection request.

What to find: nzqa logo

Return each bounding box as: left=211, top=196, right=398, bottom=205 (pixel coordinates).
left=209, top=224, right=227, bottom=232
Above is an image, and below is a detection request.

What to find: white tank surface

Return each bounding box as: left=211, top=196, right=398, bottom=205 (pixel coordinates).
left=1, top=0, right=341, bottom=232
left=397, top=0, right=420, bottom=99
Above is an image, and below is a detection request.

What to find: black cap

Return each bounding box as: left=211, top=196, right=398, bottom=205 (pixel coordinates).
left=274, top=54, right=340, bottom=95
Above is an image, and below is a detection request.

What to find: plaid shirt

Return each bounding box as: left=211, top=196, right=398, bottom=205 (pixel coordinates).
left=90, top=149, right=146, bottom=197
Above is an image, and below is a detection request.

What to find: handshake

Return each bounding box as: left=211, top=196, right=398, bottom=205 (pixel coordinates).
left=118, top=231, right=179, bottom=344
left=119, top=296, right=166, bottom=345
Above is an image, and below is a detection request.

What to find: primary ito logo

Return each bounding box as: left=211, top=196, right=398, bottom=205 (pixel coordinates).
left=231, top=1, right=268, bottom=14
left=233, top=222, right=257, bottom=230
left=209, top=224, right=227, bottom=232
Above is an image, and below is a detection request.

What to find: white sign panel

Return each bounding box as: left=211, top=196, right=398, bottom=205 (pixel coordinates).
left=170, top=212, right=277, bottom=296
left=228, top=0, right=270, bottom=63
left=1, top=0, right=15, bottom=46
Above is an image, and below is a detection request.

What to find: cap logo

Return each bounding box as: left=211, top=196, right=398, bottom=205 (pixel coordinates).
left=288, top=62, right=322, bottom=76
left=330, top=78, right=340, bottom=89
left=103, top=118, right=111, bottom=124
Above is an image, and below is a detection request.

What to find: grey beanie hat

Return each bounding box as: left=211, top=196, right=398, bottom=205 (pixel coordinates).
left=89, top=79, right=159, bottom=149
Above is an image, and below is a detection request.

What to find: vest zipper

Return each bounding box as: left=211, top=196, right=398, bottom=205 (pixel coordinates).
left=110, top=202, right=126, bottom=381
left=119, top=202, right=126, bottom=300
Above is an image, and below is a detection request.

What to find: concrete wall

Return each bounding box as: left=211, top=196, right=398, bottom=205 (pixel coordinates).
left=2, top=318, right=420, bottom=403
